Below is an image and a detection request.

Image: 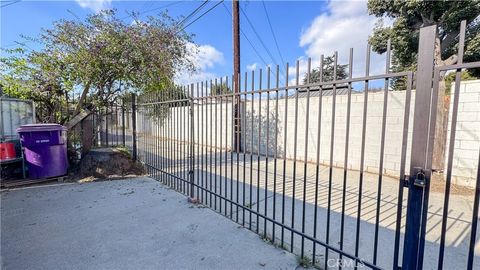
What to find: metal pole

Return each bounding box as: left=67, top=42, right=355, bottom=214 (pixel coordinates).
left=233, top=0, right=240, bottom=91
left=402, top=24, right=436, bottom=270
left=232, top=0, right=241, bottom=152
left=131, top=93, right=137, bottom=161
left=122, top=99, right=126, bottom=146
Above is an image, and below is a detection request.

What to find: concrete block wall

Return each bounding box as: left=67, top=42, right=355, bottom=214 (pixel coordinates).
left=244, top=90, right=416, bottom=178
left=446, top=80, right=480, bottom=187
left=137, top=102, right=234, bottom=151
left=133, top=80, right=480, bottom=187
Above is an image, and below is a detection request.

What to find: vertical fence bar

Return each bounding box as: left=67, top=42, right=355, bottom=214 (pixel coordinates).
left=189, top=83, right=195, bottom=199
left=249, top=71, right=254, bottom=230
left=373, top=39, right=391, bottom=264
left=219, top=77, right=224, bottom=213
left=437, top=20, right=466, bottom=270
left=264, top=66, right=271, bottom=237
left=224, top=76, right=229, bottom=216
left=154, top=94, right=158, bottom=181
left=168, top=89, right=172, bottom=185
left=230, top=74, right=235, bottom=219
left=199, top=81, right=208, bottom=204
left=339, top=49, right=353, bottom=267
left=313, top=55, right=324, bottom=262
left=291, top=60, right=300, bottom=252
left=301, top=58, right=312, bottom=259
left=281, top=62, right=289, bottom=247
left=214, top=79, right=218, bottom=210
left=393, top=72, right=413, bottom=269
left=122, top=99, right=126, bottom=147
left=402, top=24, right=436, bottom=270
left=184, top=86, right=188, bottom=193
left=467, top=149, right=480, bottom=270
left=131, top=93, right=137, bottom=161
left=196, top=83, right=201, bottom=195
left=324, top=52, right=338, bottom=269
left=115, top=102, right=119, bottom=146
left=256, top=69, right=262, bottom=233
left=242, top=72, right=248, bottom=226
left=235, top=73, right=241, bottom=222
left=209, top=80, right=214, bottom=207
left=106, top=105, right=109, bottom=147
left=272, top=64, right=279, bottom=243
left=355, top=45, right=371, bottom=265
left=161, top=92, right=165, bottom=184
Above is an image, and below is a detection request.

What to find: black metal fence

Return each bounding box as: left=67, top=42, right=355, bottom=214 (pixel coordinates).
left=103, top=22, right=479, bottom=270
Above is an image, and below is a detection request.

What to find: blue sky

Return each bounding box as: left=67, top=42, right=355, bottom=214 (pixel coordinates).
left=1, top=0, right=390, bottom=87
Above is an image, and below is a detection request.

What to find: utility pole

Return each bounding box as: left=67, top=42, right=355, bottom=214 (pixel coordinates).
left=232, top=0, right=241, bottom=152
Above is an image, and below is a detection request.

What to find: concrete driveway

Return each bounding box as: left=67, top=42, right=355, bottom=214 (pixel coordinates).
left=134, top=140, right=480, bottom=270
left=1, top=178, right=303, bottom=270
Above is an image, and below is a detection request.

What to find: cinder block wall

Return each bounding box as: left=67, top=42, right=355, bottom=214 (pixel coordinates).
left=134, top=80, right=480, bottom=187
left=445, top=80, right=480, bottom=187
left=244, top=90, right=416, bottom=178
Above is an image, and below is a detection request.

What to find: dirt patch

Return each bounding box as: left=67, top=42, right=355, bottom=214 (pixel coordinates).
left=72, top=147, right=144, bottom=182
left=429, top=172, right=476, bottom=196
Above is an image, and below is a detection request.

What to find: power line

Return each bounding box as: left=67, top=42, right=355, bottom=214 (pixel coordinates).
left=67, top=9, right=81, bottom=21
left=261, top=1, right=286, bottom=73
left=239, top=5, right=281, bottom=74
left=121, top=1, right=183, bottom=21
left=179, top=1, right=224, bottom=32
left=221, top=2, right=271, bottom=75
left=121, top=1, right=182, bottom=21
left=0, top=0, right=20, bottom=8
left=176, top=0, right=209, bottom=28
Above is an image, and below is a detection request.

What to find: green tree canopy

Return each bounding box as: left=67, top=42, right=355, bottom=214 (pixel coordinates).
left=368, top=0, right=480, bottom=79
left=210, top=82, right=232, bottom=96
left=302, top=55, right=348, bottom=84
left=1, top=10, right=194, bottom=122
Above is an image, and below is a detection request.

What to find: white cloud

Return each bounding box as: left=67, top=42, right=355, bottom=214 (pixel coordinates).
left=299, top=0, right=393, bottom=79
left=287, top=57, right=309, bottom=85
left=246, top=63, right=258, bottom=71
left=192, top=44, right=224, bottom=70
left=75, top=0, right=111, bottom=12
left=175, top=43, right=224, bottom=87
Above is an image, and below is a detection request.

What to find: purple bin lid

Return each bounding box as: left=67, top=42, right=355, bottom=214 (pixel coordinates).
left=17, top=123, right=67, bottom=133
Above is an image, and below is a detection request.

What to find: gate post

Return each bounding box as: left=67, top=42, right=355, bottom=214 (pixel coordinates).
left=402, top=25, right=436, bottom=270
left=105, top=106, right=109, bottom=147
left=122, top=99, right=126, bottom=147
left=131, top=93, right=137, bottom=161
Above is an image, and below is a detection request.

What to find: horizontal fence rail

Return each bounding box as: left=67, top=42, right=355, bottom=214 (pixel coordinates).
left=99, top=21, right=479, bottom=270
left=135, top=41, right=414, bottom=270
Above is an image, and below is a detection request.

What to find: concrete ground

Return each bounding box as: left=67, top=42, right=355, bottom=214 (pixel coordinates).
left=134, top=139, right=480, bottom=270
left=1, top=177, right=304, bottom=270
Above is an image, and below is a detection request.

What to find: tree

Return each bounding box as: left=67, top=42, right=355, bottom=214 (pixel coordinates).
left=210, top=82, right=232, bottom=95
left=1, top=48, right=73, bottom=123
left=367, top=1, right=480, bottom=171
left=302, top=55, right=348, bottom=84
left=1, top=9, right=195, bottom=121
left=367, top=0, right=480, bottom=83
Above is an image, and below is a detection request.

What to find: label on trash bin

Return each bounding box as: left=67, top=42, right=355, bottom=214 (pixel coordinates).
left=35, top=139, right=50, bottom=143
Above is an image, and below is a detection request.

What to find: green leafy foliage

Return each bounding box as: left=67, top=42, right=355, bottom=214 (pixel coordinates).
left=303, top=55, right=348, bottom=84
left=210, top=82, right=232, bottom=96
left=1, top=9, right=195, bottom=122
left=367, top=0, right=480, bottom=89
left=444, top=70, right=478, bottom=94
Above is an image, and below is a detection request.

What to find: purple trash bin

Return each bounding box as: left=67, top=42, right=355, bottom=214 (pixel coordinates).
left=17, top=124, right=68, bottom=179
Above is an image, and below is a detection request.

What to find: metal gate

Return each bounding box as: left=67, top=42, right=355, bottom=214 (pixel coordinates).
left=127, top=21, right=479, bottom=270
